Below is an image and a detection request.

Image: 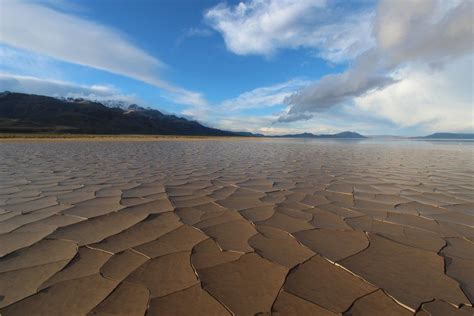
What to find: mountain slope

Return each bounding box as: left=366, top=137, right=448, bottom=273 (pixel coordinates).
left=420, top=133, right=474, bottom=139
left=0, top=92, right=234, bottom=136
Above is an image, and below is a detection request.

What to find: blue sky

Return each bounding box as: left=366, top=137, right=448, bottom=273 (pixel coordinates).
left=0, top=0, right=472, bottom=135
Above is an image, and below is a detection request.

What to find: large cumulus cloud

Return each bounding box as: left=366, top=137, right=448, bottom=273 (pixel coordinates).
left=280, top=0, right=473, bottom=124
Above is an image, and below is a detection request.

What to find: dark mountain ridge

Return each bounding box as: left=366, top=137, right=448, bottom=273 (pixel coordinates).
left=0, top=92, right=234, bottom=136
left=0, top=92, right=373, bottom=138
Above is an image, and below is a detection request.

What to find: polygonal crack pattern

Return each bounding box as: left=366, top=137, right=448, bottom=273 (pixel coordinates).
left=0, top=140, right=472, bottom=315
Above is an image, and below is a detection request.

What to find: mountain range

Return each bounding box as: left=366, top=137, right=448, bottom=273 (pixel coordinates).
left=1, top=92, right=470, bottom=139
left=0, top=92, right=369, bottom=138
left=272, top=131, right=366, bottom=138
left=0, top=92, right=234, bottom=136
left=418, top=133, right=474, bottom=139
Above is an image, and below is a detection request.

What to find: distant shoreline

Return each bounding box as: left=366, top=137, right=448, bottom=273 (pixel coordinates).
left=1, top=133, right=473, bottom=142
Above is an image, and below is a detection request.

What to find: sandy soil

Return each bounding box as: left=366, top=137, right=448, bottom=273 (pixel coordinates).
left=0, top=139, right=472, bottom=315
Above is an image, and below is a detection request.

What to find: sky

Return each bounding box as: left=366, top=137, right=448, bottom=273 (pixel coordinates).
left=0, top=0, right=473, bottom=136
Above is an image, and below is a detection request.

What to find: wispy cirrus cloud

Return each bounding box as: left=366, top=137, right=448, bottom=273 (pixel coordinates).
left=184, top=27, right=213, bottom=38
left=0, top=0, right=208, bottom=108
left=179, top=79, right=309, bottom=126
left=1, top=1, right=165, bottom=84
left=0, top=44, right=64, bottom=79
left=175, top=27, right=214, bottom=47
left=220, top=79, right=309, bottom=111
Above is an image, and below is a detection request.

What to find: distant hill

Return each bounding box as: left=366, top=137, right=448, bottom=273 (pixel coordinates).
left=0, top=92, right=235, bottom=136
left=233, top=131, right=265, bottom=137
left=420, top=133, right=474, bottom=139
left=273, top=131, right=366, bottom=138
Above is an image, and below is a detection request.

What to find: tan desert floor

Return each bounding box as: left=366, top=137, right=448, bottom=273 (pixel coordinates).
left=0, top=138, right=472, bottom=315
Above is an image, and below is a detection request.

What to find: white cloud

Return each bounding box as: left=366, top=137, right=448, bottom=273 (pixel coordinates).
left=175, top=27, right=214, bottom=46
left=162, top=90, right=208, bottom=108
left=0, top=45, right=64, bottom=79
left=354, top=55, right=474, bottom=133
left=181, top=79, right=377, bottom=135
left=205, top=0, right=374, bottom=62
left=185, top=27, right=213, bottom=38
left=0, top=0, right=208, bottom=108
left=212, top=111, right=373, bottom=136
left=177, top=79, right=309, bottom=126
left=0, top=73, right=138, bottom=104
left=214, top=115, right=275, bottom=133
left=1, top=1, right=164, bottom=84
left=221, top=79, right=309, bottom=111
left=208, top=49, right=473, bottom=135
left=374, top=0, right=473, bottom=66
left=280, top=0, right=474, bottom=133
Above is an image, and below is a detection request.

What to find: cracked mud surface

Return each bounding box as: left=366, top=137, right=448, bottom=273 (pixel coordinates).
left=0, top=139, right=473, bottom=315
